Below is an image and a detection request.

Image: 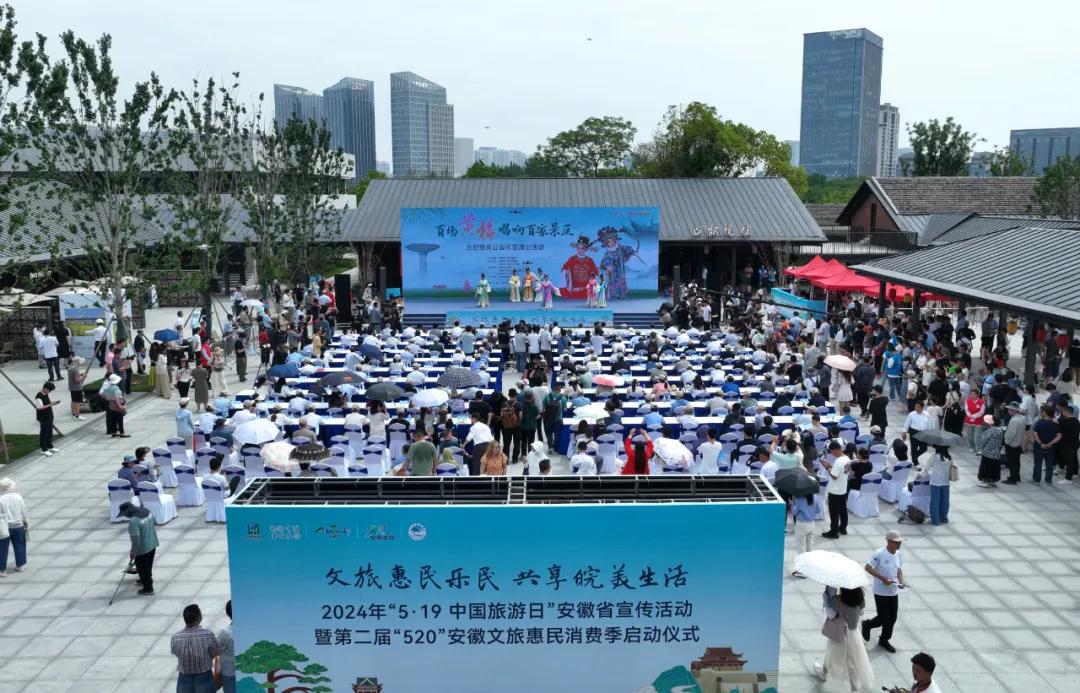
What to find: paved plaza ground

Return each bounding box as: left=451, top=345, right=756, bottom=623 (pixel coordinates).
left=1, top=338, right=1079, bottom=691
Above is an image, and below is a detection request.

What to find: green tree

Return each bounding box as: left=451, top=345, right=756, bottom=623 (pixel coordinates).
left=1031, top=155, right=1080, bottom=219
left=634, top=102, right=807, bottom=196
left=164, top=74, right=251, bottom=333
left=462, top=160, right=501, bottom=178
left=235, top=640, right=333, bottom=693
left=906, top=117, right=978, bottom=176
left=346, top=169, right=387, bottom=202
left=989, top=146, right=1031, bottom=177
left=804, top=174, right=866, bottom=203
left=536, top=115, right=635, bottom=177
left=23, top=30, right=177, bottom=342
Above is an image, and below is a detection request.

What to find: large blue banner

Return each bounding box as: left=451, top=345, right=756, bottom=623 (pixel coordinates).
left=226, top=502, right=783, bottom=692
left=400, top=207, right=660, bottom=304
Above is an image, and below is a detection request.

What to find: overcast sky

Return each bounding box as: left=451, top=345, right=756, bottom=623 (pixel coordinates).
left=13, top=0, right=1079, bottom=167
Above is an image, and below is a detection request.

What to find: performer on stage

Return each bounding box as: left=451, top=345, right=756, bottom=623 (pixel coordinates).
left=560, top=235, right=598, bottom=300
left=475, top=273, right=491, bottom=307
left=533, top=269, right=544, bottom=303
left=523, top=264, right=535, bottom=302
left=596, top=273, right=607, bottom=308
left=597, top=226, right=639, bottom=301
left=541, top=274, right=556, bottom=310
left=585, top=273, right=598, bottom=308
left=508, top=270, right=521, bottom=302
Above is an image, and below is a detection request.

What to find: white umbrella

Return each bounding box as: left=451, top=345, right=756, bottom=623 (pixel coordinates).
left=652, top=437, right=693, bottom=466
left=240, top=298, right=264, bottom=308
left=793, top=550, right=870, bottom=589
left=823, top=354, right=857, bottom=372
left=318, top=294, right=332, bottom=305
left=412, top=388, right=450, bottom=408
left=573, top=403, right=609, bottom=421
left=260, top=441, right=299, bottom=473
left=233, top=419, right=280, bottom=446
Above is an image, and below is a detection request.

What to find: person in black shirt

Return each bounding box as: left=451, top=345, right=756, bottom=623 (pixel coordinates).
left=848, top=447, right=873, bottom=491
left=786, top=356, right=803, bottom=383
left=867, top=384, right=890, bottom=434
left=987, top=374, right=1010, bottom=417
left=35, top=381, right=59, bottom=456
left=468, top=390, right=491, bottom=422
left=1057, top=400, right=1080, bottom=481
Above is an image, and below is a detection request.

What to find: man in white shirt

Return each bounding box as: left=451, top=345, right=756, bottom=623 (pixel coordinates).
left=901, top=400, right=931, bottom=466
left=820, top=441, right=850, bottom=539
left=344, top=404, right=368, bottom=429
left=205, top=456, right=231, bottom=498
left=570, top=441, right=598, bottom=475
left=405, top=364, right=427, bottom=387
left=91, top=319, right=108, bottom=366
left=463, top=413, right=493, bottom=476
left=863, top=530, right=905, bottom=653
left=41, top=331, right=61, bottom=381
left=696, top=429, right=723, bottom=473
left=228, top=401, right=257, bottom=427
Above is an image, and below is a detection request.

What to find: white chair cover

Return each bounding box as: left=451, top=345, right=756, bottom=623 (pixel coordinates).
left=345, top=427, right=366, bottom=451
left=201, top=479, right=227, bottom=522
left=137, top=482, right=177, bottom=524
left=222, top=465, right=246, bottom=493
left=310, top=463, right=334, bottom=477
left=195, top=448, right=215, bottom=477
left=838, top=422, right=858, bottom=444
left=596, top=435, right=618, bottom=474
left=167, top=439, right=195, bottom=465
left=348, top=462, right=368, bottom=476
left=107, top=480, right=138, bottom=522
left=879, top=462, right=912, bottom=503
left=330, top=444, right=355, bottom=465
left=262, top=466, right=285, bottom=478
left=327, top=453, right=349, bottom=477
left=388, top=428, right=408, bottom=461
left=908, top=478, right=931, bottom=515
left=718, top=432, right=739, bottom=456
left=816, top=476, right=829, bottom=521
left=363, top=452, right=386, bottom=476
left=152, top=448, right=179, bottom=488
left=243, top=455, right=264, bottom=478
left=175, top=465, right=205, bottom=506
left=435, top=463, right=459, bottom=476
left=849, top=472, right=882, bottom=518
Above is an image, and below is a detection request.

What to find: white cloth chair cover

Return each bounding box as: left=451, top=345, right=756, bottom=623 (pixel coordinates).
left=879, top=462, right=912, bottom=503
left=435, top=463, right=459, bottom=476
left=813, top=433, right=829, bottom=454
left=137, top=482, right=177, bottom=524
left=363, top=452, right=386, bottom=476
left=909, top=478, right=931, bottom=515
left=388, top=428, right=408, bottom=461
left=718, top=433, right=739, bottom=456
left=596, top=435, right=618, bottom=473
left=195, top=448, right=215, bottom=477
left=348, top=462, right=368, bottom=475
left=201, top=479, right=227, bottom=522
left=816, top=476, right=829, bottom=520
left=152, top=448, right=179, bottom=488
left=262, top=466, right=285, bottom=478
left=328, top=453, right=349, bottom=477
left=107, top=480, right=138, bottom=522
left=222, top=465, right=246, bottom=492
left=345, top=427, right=366, bottom=451
left=243, top=455, right=264, bottom=478
left=838, top=422, right=858, bottom=444
left=869, top=453, right=887, bottom=473
left=849, top=472, right=882, bottom=518
left=330, top=444, right=355, bottom=464
left=168, top=440, right=195, bottom=465
left=175, top=465, right=205, bottom=506
left=310, top=463, right=334, bottom=477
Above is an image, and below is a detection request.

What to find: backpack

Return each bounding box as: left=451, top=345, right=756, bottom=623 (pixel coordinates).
left=543, top=395, right=562, bottom=421
left=500, top=402, right=520, bottom=429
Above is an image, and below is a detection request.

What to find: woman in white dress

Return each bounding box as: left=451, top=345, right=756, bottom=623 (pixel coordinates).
left=815, top=586, right=874, bottom=692
left=831, top=369, right=853, bottom=411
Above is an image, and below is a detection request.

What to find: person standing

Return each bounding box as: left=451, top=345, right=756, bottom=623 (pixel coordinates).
left=66, top=356, right=87, bottom=420
left=33, top=381, right=59, bottom=457
left=234, top=336, right=248, bottom=383
left=192, top=364, right=210, bottom=413
left=926, top=446, right=954, bottom=525
left=217, top=601, right=236, bottom=693
left=820, top=441, right=850, bottom=539
left=101, top=374, right=130, bottom=438
left=119, top=501, right=158, bottom=595
left=853, top=357, right=875, bottom=416
left=814, top=586, right=874, bottom=690
left=963, top=389, right=986, bottom=454
left=867, top=384, right=890, bottom=435
left=1002, top=402, right=1026, bottom=485
left=901, top=400, right=931, bottom=466
left=1031, top=404, right=1060, bottom=484
left=463, top=412, right=494, bottom=476
left=41, top=330, right=61, bottom=381
left=91, top=318, right=108, bottom=367
left=790, top=493, right=818, bottom=576
left=519, top=391, right=541, bottom=457
left=55, top=320, right=71, bottom=367
left=170, top=604, right=220, bottom=693
left=976, top=414, right=1005, bottom=488
left=154, top=346, right=173, bottom=399
left=1057, top=400, right=1080, bottom=483
left=862, top=530, right=905, bottom=653
left=542, top=384, right=567, bottom=455
left=0, top=478, right=29, bottom=577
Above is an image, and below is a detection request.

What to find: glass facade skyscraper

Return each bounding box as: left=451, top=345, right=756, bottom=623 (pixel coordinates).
left=324, top=78, right=376, bottom=180
left=273, top=84, right=325, bottom=132
left=391, top=72, right=455, bottom=178
left=799, top=28, right=883, bottom=178
left=1010, top=128, right=1080, bottom=175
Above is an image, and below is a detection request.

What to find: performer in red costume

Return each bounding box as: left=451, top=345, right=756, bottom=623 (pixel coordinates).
left=560, top=235, right=598, bottom=300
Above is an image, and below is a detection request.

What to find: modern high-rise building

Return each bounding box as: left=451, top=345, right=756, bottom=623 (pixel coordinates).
left=323, top=78, right=376, bottom=180
left=390, top=71, right=455, bottom=178
left=784, top=140, right=800, bottom=168
left=454, top=137, right=474, bottom=177
left=273, top=84, right=325, bottom=131
left=1009, top=127, right=1080, bottom=175
left=876, top=103, right=900, bottom=177
left=799, top=28, right=883, bottom=178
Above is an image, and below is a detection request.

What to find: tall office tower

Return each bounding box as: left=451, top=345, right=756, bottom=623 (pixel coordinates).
left=876, top=103, right=900, bottom=177
left=784, top=140, right=800, bottom=168
left=1009, top=127, right=1080, bottom=175
left=323, top=78, right=376, bottom=180
left=454, top=137, right=474, bottom=177
left=799, top=28, right=883, bottom=177
left=273, top=84, right=325, bottom=131
left=390, top=72, right=455, bottom=177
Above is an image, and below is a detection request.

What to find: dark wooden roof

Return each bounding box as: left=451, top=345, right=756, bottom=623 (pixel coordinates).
left=873, top=176, right=1038, bottom=215
left=803, top=203, right=848, bottom=227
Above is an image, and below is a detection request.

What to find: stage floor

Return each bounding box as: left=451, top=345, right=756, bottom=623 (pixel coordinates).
left=403, top=296, right=665, bottom=327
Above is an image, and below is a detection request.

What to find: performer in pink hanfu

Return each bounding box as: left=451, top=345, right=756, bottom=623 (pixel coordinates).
left=585, top=273, right=598, bottom=308
left=541, top=273, right=557, bottom=310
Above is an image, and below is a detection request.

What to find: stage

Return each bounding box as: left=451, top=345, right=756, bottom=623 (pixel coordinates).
left=403, top=296, right=665, bottom=327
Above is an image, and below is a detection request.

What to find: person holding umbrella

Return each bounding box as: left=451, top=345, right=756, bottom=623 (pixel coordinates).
left=862, top=530, right=906, bottom=653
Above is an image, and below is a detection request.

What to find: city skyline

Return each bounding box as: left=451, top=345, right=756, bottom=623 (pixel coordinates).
left=390, top=71, right=455, bottom=178
left=12, top=1, right=1080, bottom=166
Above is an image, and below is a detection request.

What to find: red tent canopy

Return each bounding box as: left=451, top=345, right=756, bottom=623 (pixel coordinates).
left=801, top=259, right=849, bottom=282
left=811, top=267, right=879, bottom=293
left=784, top=255, right=827, bottom=278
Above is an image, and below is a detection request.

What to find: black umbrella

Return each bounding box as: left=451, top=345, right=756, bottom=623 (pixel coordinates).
left=290, top=442, right=330, bottom=462
left=913, top=429, right=965, bottom=448
left=773, top=468, right=820, bottom=497
left=365, top=382, right=406, bottom=401
left=316, top=370, right=365, bottom=393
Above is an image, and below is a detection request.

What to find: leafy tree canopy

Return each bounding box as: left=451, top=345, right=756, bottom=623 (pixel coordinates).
left=235, top=640, right=309, bottom=674
left=906, top=117, right=979, bottom=176
left=989, top=147, right=1031, bottom=177
left=536, top=115, right=635, bottom=177
left=804, top=174, right=866, bottom=203
left=1031, top=154, right=1080, bottom=219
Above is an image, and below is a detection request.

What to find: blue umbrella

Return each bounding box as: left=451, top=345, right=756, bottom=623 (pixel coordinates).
left=153, top=328, right=180, bottom=342
left=360, top=342, right=384, bottom=363
left=267, top=363, right=300, bottom=378
left=286, top=352, right=305, bottom=364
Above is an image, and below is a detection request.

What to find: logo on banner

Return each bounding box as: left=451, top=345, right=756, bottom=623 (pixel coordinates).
left=314, top=524, right=352, bottom=540
left=269, top=524, right=302, bottom=541
left=245, top=523, right=261, bottom=540
left=407, top=523, right=427, bottom=541
left=366, top=525, right=395, bottom=541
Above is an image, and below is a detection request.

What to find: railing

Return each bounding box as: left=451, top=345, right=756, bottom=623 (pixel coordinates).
left=822, top=228, right=920, bottom=254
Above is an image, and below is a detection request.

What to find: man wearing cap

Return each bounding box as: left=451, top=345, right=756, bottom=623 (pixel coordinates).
left=1002, top=401, right=1027, bottom=485
left=119, top=501, right=158, bottom=595
left=101, top=374, right=130, bottom=438
left=820, top=440, right=850, bottom=539
left=66, top=356, right=87, bottom=420
left=862, top=530, right=905, bottom=653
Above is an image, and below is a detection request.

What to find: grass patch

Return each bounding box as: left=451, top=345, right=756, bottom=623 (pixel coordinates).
left=0, top=432, right=62, bottom=463
left=83, top=374, right=153, bottom=394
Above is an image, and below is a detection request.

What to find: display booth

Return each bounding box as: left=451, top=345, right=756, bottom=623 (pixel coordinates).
left=58, top=289, right=131, bottom=361
left=226, top=476, right=784, bottom=693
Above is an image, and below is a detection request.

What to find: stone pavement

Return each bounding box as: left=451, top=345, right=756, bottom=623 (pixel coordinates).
left=1, top=368, right=1079, bottom=691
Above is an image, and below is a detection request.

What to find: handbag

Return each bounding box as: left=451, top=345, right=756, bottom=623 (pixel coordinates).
left=109, top=397, right=127, bottom=414
left=821, top=614, right=846, bottom=643
left=949, top=462, right=959, bottom=482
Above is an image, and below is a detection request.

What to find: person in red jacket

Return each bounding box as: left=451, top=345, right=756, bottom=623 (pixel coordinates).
left=963, top=391, right=985, bottom=454
left=623, top=429, right=654, bottom=475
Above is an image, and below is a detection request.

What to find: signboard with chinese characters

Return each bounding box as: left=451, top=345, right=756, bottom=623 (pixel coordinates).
left=226, top=502, right=783, bottom=692
left=400, top=207, right=660, bottom=303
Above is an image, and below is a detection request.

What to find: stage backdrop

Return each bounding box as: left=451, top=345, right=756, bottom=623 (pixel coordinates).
left=226, top=501, right=783, bottom=693
left=400, top=207, right=659, bottom=303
